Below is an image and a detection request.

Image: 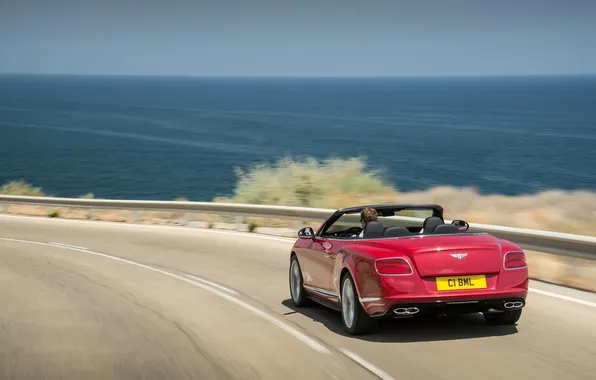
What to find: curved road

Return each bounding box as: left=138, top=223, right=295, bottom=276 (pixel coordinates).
left=1, top=215, right=595, bottom=380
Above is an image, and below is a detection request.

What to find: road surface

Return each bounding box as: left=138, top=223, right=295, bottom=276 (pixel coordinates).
left=1, top=214, right=595, bottom=380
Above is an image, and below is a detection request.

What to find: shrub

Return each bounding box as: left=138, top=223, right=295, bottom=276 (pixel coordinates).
left=213, top=156, right=396, bottom=208
left=248, top=221, right=259, bottom=232
left=1, top=180, right=45, bottom=196
left=47, top=210, right=60, bottom=218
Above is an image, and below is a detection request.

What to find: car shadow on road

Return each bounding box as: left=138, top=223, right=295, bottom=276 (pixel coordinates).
left=281, top=299, right=518, bottom=343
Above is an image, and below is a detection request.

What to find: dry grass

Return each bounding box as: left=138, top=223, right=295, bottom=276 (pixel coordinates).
left=2, top=157, right=596, bottom=237
left=393, top=187, right=596, bottom=235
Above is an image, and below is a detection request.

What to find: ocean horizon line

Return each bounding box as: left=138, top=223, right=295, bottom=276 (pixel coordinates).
left=1, top=72, right=596, bottom=80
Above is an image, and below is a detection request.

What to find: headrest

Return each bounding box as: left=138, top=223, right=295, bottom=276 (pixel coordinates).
left=423, top=216, right=443, bottom=233
left=363, top=221, right=384, bottom=238
left=432, top=224, right=460, bottom=234
left=384, top=226, right=411, bottom=238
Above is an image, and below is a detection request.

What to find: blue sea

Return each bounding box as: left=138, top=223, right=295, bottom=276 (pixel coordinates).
left=1, top=74, right=595, bottom=200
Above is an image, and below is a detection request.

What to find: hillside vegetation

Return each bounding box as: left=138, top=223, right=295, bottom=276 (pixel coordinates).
left=2, top=157, right=595, bottom=236
left=212, top=157, right=397, bottom=209
left=214, top=156, right=596, bottom=235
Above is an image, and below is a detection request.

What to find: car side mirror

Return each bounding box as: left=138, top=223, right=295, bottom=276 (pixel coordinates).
left=298, top=227, right=315, bottom=239
left=451, top=220, right=469, bottom=231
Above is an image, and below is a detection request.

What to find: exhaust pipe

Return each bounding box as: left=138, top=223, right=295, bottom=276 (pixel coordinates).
left=503, top=301, right=524, bottom=309
left=393, top=307, right=419, bottom=316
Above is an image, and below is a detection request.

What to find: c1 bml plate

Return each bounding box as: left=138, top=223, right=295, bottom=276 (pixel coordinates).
left=436, top=275, right=487, bottom=291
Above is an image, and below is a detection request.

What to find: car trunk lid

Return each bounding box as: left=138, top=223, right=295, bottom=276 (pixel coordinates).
left=370, top=233, right=503, bottom=277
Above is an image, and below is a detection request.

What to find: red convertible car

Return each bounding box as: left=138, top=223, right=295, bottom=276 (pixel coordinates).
left=289, top=204, right=528, bottom=335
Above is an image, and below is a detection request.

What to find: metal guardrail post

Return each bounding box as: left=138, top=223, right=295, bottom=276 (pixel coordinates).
left=564, top=255, right=578, bottom=279
left=235, top=216, right=244, bottom=231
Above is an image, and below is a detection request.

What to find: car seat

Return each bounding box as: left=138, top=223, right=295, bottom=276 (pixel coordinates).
left=422, top=216, right=443, bottom=234
left=432, top=224, right=460, bottom=234
left=363, top=221, right=385, bottom=238
left=384, top=226, right=412, bottom=237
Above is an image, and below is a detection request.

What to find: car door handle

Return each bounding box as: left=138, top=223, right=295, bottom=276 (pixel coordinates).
left=321, top=242, right=334, bottom=257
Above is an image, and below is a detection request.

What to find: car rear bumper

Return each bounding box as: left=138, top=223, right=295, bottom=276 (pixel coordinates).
left=364, top=289, right=528, bottom=318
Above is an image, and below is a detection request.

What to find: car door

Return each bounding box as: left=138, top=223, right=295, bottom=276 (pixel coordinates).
left=303, top=236, right=340, bottom=302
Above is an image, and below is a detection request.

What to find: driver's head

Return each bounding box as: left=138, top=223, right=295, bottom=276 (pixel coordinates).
left=360, top=207, right=379, bottom=229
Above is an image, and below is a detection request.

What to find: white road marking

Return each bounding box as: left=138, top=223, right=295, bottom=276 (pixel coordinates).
left=339, top=349, right=396, bottom=380
left=49, top=242, right=88, bottom=250
left=185, top=274, right=238, bottom=294
left=0, top=236, right=331, bottom=355
left=528, top=287, right=596, bottom=308
left=0, top=236, right=51, bottom=247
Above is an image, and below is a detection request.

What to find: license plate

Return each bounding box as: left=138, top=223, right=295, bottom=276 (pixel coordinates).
left=436, top=275, right=487, bottom=291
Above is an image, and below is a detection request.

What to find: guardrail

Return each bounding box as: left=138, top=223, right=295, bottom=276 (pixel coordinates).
left=1, top=194, right=595, bottom=260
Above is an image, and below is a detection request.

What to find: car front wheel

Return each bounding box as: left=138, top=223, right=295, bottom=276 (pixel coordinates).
left=289, top=256, right=311, bottom=307
left=340, top=274, right=376, bottom=335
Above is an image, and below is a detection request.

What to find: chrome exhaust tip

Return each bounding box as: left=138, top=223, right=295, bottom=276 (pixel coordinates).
left=393, top=307, right=419, bottom=316
left=503, top=301, right=524, bottom=309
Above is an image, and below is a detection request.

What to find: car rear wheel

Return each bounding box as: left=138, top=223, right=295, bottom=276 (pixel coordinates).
left=483, top=309, right=522, bottom=325
left=340, top=274, right=376, bottom=335
left=289, top=256, right=311, bottom=307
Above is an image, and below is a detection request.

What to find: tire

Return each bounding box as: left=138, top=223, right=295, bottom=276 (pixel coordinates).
left=289, top=256, right=312, bottom=307
left=340, top=273, right=377, bottom=335
left=483, top=309, right=522, bottom=325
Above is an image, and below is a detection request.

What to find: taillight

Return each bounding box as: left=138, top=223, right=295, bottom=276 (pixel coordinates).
left=504, top=251, right=527, bottom=269
left=375, top=258, right=413, bottom=275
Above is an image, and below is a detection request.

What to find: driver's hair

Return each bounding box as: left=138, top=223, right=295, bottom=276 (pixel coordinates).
left=360, top=208, right=379, bottom=223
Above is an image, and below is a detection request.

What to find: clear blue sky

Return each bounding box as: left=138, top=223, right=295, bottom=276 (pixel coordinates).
left=1, top=0, right=595, bottom=76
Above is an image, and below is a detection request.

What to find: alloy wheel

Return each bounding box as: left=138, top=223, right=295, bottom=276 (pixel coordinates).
left=290, top=259, right=301, bottom=302
left=342, top=277, right=355, bottom=329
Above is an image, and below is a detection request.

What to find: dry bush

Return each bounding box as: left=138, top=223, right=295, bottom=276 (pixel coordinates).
left=1, top=180, right=45, bottom=196
left=213, top=156, right=396, bottom=208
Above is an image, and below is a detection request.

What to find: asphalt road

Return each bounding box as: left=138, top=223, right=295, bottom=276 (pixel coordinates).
left=1, top=215, right=595, bottom=380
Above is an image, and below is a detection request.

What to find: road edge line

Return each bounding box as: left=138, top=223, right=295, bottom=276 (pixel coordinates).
left=528, top=287, right=596, bottom=308
left=339, top=348, right=396, bottom=380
